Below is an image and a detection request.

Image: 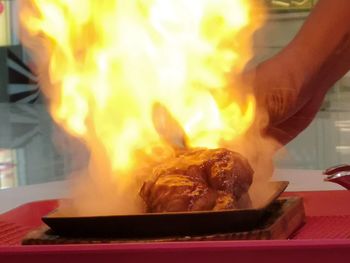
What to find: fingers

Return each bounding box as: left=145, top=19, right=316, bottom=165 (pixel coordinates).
left=265, top=87, right=327, bottom=145
left=263, top=87, right=299, bottom=125
left=247, top=56, right=303, bottom=125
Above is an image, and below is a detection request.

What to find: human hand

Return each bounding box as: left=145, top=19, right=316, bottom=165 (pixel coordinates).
left=243, top=49, right=327, bottom=146
left=246, top=0, right=350, bottom=146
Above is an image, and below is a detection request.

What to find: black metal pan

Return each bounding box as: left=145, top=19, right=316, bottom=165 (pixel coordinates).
left=42, top=181, right=289, bottom=238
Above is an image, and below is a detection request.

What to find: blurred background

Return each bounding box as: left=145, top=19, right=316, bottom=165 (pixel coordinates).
left=1, top=0, right=349, bottom=190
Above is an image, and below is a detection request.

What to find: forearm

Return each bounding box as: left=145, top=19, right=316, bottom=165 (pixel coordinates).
left=252, top=0, right=350, bottom=144
left=257, top=0, right=350, bottom=128
left=286, top=0, right=350, bottom=102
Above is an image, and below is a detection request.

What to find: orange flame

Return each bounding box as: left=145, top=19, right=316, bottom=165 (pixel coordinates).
left=20, top=0, right=264, bottom=186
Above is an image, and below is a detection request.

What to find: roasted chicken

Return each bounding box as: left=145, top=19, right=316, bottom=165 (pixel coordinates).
left=140, top=148, right=253, bottom=212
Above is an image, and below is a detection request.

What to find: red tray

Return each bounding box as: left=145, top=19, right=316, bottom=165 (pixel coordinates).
left=1, top=191, right=350, bottom=263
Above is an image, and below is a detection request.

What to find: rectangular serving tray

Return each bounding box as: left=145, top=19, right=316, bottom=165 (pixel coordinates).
left=42, top=181, right=289, bottom=238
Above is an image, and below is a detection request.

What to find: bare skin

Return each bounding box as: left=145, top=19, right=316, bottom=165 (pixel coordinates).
left=249, top=0, right=350, bottom=145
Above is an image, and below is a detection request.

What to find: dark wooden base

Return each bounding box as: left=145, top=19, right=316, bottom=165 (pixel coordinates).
left=22, top=197, right=305, bottom=245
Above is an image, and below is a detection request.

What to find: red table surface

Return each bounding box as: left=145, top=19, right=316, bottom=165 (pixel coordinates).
left=0, top=190, right=350, bottom=263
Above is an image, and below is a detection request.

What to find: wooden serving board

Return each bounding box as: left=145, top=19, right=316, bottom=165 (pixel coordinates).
left=22, top=197, right=305, bottom=245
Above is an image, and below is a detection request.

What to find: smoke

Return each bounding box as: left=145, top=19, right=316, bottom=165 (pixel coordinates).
left=221, top=103, right=282, bottom=208
left=51, top=125, right=147, bottom=216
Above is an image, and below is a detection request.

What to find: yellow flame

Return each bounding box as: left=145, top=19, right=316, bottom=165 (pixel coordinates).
left=20, top=0, right=263, bottom=175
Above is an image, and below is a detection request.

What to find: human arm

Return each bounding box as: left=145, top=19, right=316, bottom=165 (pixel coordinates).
left=252, top=0, right=350, bottom=144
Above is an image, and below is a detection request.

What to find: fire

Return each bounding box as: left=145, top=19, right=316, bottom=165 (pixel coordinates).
left=20, top=1, right=264, bottom=197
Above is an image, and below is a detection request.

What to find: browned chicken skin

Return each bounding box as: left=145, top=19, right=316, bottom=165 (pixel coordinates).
left=140, top=148, right=254, bottom=213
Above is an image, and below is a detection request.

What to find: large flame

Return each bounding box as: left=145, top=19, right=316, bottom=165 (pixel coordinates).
left=20, top=0, right=264, bottom=213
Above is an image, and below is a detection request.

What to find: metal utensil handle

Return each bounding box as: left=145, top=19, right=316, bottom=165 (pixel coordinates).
left=323, top=164, right=350, bottom=175
left=324, top=164, right=350, bottom=190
